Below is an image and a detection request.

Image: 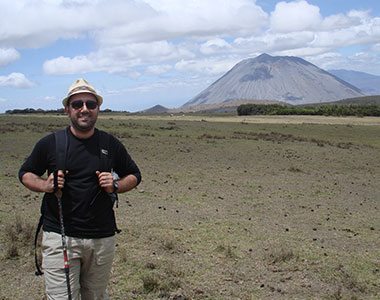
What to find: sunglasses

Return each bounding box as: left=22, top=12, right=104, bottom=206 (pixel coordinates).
left=70, top=100, right=98, bottom=110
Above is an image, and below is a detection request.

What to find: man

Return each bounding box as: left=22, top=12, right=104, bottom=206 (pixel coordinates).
left=19, top=78, right=141, bottom=299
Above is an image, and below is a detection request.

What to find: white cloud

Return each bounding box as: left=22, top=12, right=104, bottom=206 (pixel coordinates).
left=235, top=31, right=316, bottom=54
left=0, top=0, right=153, bottom=47
left=322, top=13, right=361, bottom=30
left=136, top=0, right=268, bottom=38
left=305, top=52, right=344, bottom=70
left=0, top=0, right=267, bottom=48
left=314, top=14, right=380, bottom=48
left=126, top=82, right=167, bottom=93
left=43, top=41, right=195, bottom=75
left=270, top=0, right=322, bottom=33
left=276, top=47, right=330, bottom=57
left=0, top=73, right=34, bottom=88
left=200, top=38, right=232, bottom=55
left=307, top=51, right=380, bottom=75
left=124, top=76, right=210, bottom=94
left=2, top=0, right=380, bottom=79
left=145, top=64, right=172, bottom=75
left=91, top=0, right=268, bottom=49
left=347, top=51, right=380, bottom=74
left=347, top=9, right=372, bottom=21
left=0, top=48, right=20, bottom=67
left=371, top=43, right=380, bottom=51
left=233, top=4, right=380, bottom=65
left=175, top=57, right=238, bottom=75
left=125, top=70, right=142, bottom=79
left=43, top=56, right=95, bottom=74
left=44, top=96, right=57, bottom=101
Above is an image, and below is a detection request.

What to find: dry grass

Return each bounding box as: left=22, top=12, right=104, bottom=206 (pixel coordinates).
left=0, top=114, right=379, bottom=299
left=3, top=214, right=34, bottom=259
left=109, top=114, right=380, bottom=126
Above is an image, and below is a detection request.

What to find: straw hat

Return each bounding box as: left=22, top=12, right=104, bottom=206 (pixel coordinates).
left=62, top=78, right=103, bottom=106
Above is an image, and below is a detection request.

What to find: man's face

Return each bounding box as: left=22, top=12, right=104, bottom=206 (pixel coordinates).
left=65, top=92, right=99, bottom=132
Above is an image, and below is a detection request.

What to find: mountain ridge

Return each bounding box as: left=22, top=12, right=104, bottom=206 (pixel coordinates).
left=181, top=53, right=364, bottom=110
left=328, top=69, right=380, bottom=95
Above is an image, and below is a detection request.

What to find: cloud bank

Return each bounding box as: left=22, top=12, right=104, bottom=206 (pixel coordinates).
left=0, top=0, right=379, bottom=82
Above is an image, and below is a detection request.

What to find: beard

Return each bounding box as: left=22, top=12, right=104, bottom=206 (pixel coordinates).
left=70, top=111, right=98, bottom=132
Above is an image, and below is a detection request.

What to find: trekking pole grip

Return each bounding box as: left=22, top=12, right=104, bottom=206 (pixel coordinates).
left=53, top=170, right=59, bottom=193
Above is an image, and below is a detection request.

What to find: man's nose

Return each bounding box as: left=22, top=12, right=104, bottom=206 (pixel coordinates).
left=81, top=102, right=90, bottom=111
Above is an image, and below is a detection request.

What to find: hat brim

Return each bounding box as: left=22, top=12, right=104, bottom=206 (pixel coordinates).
left=62, top=91, right=103, bottom=107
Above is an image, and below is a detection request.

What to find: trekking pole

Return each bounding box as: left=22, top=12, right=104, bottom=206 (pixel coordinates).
left=54, top=170, right=72, bottom=300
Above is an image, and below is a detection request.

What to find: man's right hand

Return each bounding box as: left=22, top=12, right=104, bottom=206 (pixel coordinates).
left=46, top=170, right=65, bottom=193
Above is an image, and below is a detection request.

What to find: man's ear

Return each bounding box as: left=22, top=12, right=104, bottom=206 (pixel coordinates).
left=64, top=106, right=69, bottom=114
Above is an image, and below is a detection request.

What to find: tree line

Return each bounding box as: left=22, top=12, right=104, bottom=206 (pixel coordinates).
left=237, top=103, right=380, bottom=117
left=5, top=108, right=65, bottom=114
left=5, top=108, right=116, bottom=114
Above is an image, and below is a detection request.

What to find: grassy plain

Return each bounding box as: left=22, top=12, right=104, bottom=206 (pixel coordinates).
left=0, top=114, right=379, bottom=299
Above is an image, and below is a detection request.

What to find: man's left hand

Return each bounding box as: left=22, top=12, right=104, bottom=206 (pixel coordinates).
left=96, top=171, right=114, bottom=193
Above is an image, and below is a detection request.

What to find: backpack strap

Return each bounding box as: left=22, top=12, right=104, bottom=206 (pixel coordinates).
left=34, top=128, right=68, bottom=276
left=98, top=130, right=121, bottom=233
left=55, top=128, right=69, bottom=172
left=98, top=130, right=117, bottom=204
left=98, top=130, right=112, bottom=172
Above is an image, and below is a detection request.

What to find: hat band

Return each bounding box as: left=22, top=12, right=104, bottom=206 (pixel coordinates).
left=68, top=85, right=97, bottom=96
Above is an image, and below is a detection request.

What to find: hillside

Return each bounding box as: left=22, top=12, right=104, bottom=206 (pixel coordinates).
left=317, top=95, right=380, bottom=106
left=139, top=104, right=170, bottom=114
left=182, top=53, right=364, bottom=111
left=329, top=69, right=380, bottom=95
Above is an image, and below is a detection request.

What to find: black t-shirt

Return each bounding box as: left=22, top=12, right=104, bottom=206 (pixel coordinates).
left=19, top=127, right=141, bottom=238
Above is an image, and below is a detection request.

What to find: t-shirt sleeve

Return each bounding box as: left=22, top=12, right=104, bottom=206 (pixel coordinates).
left=111, top=137, right=142, bottom=185
left=18, top=134, right=53, bottom=183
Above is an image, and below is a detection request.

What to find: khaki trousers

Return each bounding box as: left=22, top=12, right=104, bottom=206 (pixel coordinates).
left=42, top=231, right=115, bottom=300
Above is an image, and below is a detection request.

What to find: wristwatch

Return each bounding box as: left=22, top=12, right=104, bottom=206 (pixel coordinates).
left=113, top=180, right=119, bottom=193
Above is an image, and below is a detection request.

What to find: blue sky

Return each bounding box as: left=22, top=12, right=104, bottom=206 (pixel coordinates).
left=0, top=0, right=379, bottom=112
